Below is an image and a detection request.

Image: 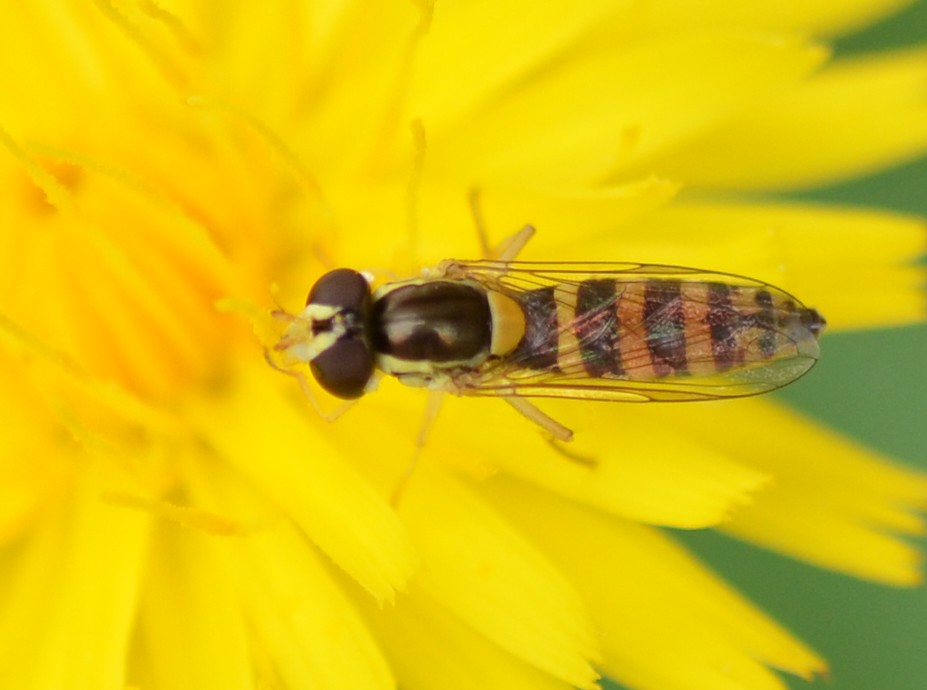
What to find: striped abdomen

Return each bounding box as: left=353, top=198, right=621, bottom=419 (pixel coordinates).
left=511, top=278, right=825, bottom=381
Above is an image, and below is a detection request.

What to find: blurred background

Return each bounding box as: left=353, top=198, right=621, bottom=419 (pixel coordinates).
left=609, top=2, right=927, bottom=689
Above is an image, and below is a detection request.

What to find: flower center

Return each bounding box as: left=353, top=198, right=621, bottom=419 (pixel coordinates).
left=5, top=155, right=236, bottom=405
left=18, top=160, right=83, bottom=216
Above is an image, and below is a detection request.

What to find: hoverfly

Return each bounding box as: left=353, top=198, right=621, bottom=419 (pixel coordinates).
left=272, top=226, right=825, bottom=441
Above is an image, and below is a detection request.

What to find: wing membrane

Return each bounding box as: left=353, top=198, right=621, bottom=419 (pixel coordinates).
left=440, top=260, right=822, bottom=402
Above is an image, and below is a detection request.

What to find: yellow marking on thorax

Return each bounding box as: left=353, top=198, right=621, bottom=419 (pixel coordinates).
left=488, top=290, right=526, bottom=356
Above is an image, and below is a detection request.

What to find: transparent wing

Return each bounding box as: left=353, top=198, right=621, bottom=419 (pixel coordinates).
left=441, top=260, right=824, bottom=402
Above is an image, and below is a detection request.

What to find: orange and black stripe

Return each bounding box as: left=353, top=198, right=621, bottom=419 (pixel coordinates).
left=754, top=289, right=777, bottom=358
left=644, top=279, right=688, bottom=377
left=575, top=279, right=623, bottom=377
left=706, top=282, right=737, bottom=370
left=511, top=278, right=823, bottom=380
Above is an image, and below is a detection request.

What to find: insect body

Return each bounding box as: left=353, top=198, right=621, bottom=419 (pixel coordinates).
left=274, top=247, right=825, bottom=436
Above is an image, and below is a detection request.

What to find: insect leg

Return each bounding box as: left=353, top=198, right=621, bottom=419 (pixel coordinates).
left=494, top=224, right=536, bottom=262
left=467, top=187, right=535, bottom=261
left=391, top=388, right=445, bottom=506
left=503, top=396, right=574, bottom=442
left=545, top=438, right=597, bottom=467
left=263, top=349, right=357, bottom=423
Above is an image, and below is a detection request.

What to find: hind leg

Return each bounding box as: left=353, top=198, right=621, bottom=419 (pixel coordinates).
left=391, top=388, right=445, bottom=506
left=468, top=188, right=536, bottom=261
left=503, top=396, right=574, bottom=442
left=493, top=224, right=536, bottom=262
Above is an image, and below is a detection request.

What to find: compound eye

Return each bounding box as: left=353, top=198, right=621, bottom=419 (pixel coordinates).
left=307, top=268, right=371, bottom=311
left=310, top=337, right=374, bottom=399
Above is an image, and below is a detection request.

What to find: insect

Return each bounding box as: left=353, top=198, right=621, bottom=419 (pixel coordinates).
left=272, top=226, right=826, bottom=442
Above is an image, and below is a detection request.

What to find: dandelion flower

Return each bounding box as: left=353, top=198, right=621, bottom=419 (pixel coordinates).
left=1, top=2, right=925, bottom=690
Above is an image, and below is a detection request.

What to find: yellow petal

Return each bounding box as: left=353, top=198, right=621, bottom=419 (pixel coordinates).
left=135, top=526, right=252, bottom=690
left=345, top=381, right=764, bottom=531
left=412, top=0, right=629, bottom=130
left=314, top=397, right=600, bottom=686
left=0, top=463, right=151, bottom=690
left=182, top=452, right=393, bottom=690
left=357, top=586, right=574, bottom=690
left=432, top=394, right=769, bottom=529
left=182, top=2, right=322, bottom=120
left=623, top=0, right=914, bottom=36
left=0, top=350, right=67, bottom=542
left=0, top=2, right=154, bottom=131
left=231, top=513, right=395, bottom=690
left=190, top=362, right=419, bottom=603
left=658, top=399, right=927, bottom=585
left=648, top=48, right=927, bottom=190
left=429, top=34, right=826, bottom=187
left=340, top=432, right=602, bottom=690
left=285, top=2, right=423, bottom=175
left=573, top=201, right=925, bottom=330
left=484, top=479, right=827, bottom=690
left=725, top=486, right=925, bottom=586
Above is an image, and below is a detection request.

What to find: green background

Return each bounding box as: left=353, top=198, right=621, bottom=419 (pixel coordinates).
left=607, top=3, right=927, bottom=689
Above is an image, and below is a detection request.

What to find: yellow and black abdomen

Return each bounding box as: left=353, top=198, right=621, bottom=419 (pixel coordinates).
left=508, top=278, right=825, bottom=382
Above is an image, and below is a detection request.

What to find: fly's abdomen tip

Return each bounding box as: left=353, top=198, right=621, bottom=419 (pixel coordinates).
left=802, top=308, right=826, bottom=338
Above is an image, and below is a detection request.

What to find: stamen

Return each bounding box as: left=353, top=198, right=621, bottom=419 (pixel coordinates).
left=185, top=95, right=333, bottom=219
left=28, top=141, right=234, bottom=281
left=216, top=297, right=289, bottom=351
left=410, top=0, right=436, bottom=35
left=102, top=491, right=251, bottom=536
left=138, top=0, right=202, bottom=56
left=0, top=312, right=181, bottom=435
left=93, top=0, right=189, bottom=90
left=468, top=187, right=492, bottom=257
left=405, top=118, right=427, bottom=269
left=0, top=126, right=77, bottom=215
left=370, top=0, right=435, bottom=163
left=217, top=296, right=281, bottom=323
